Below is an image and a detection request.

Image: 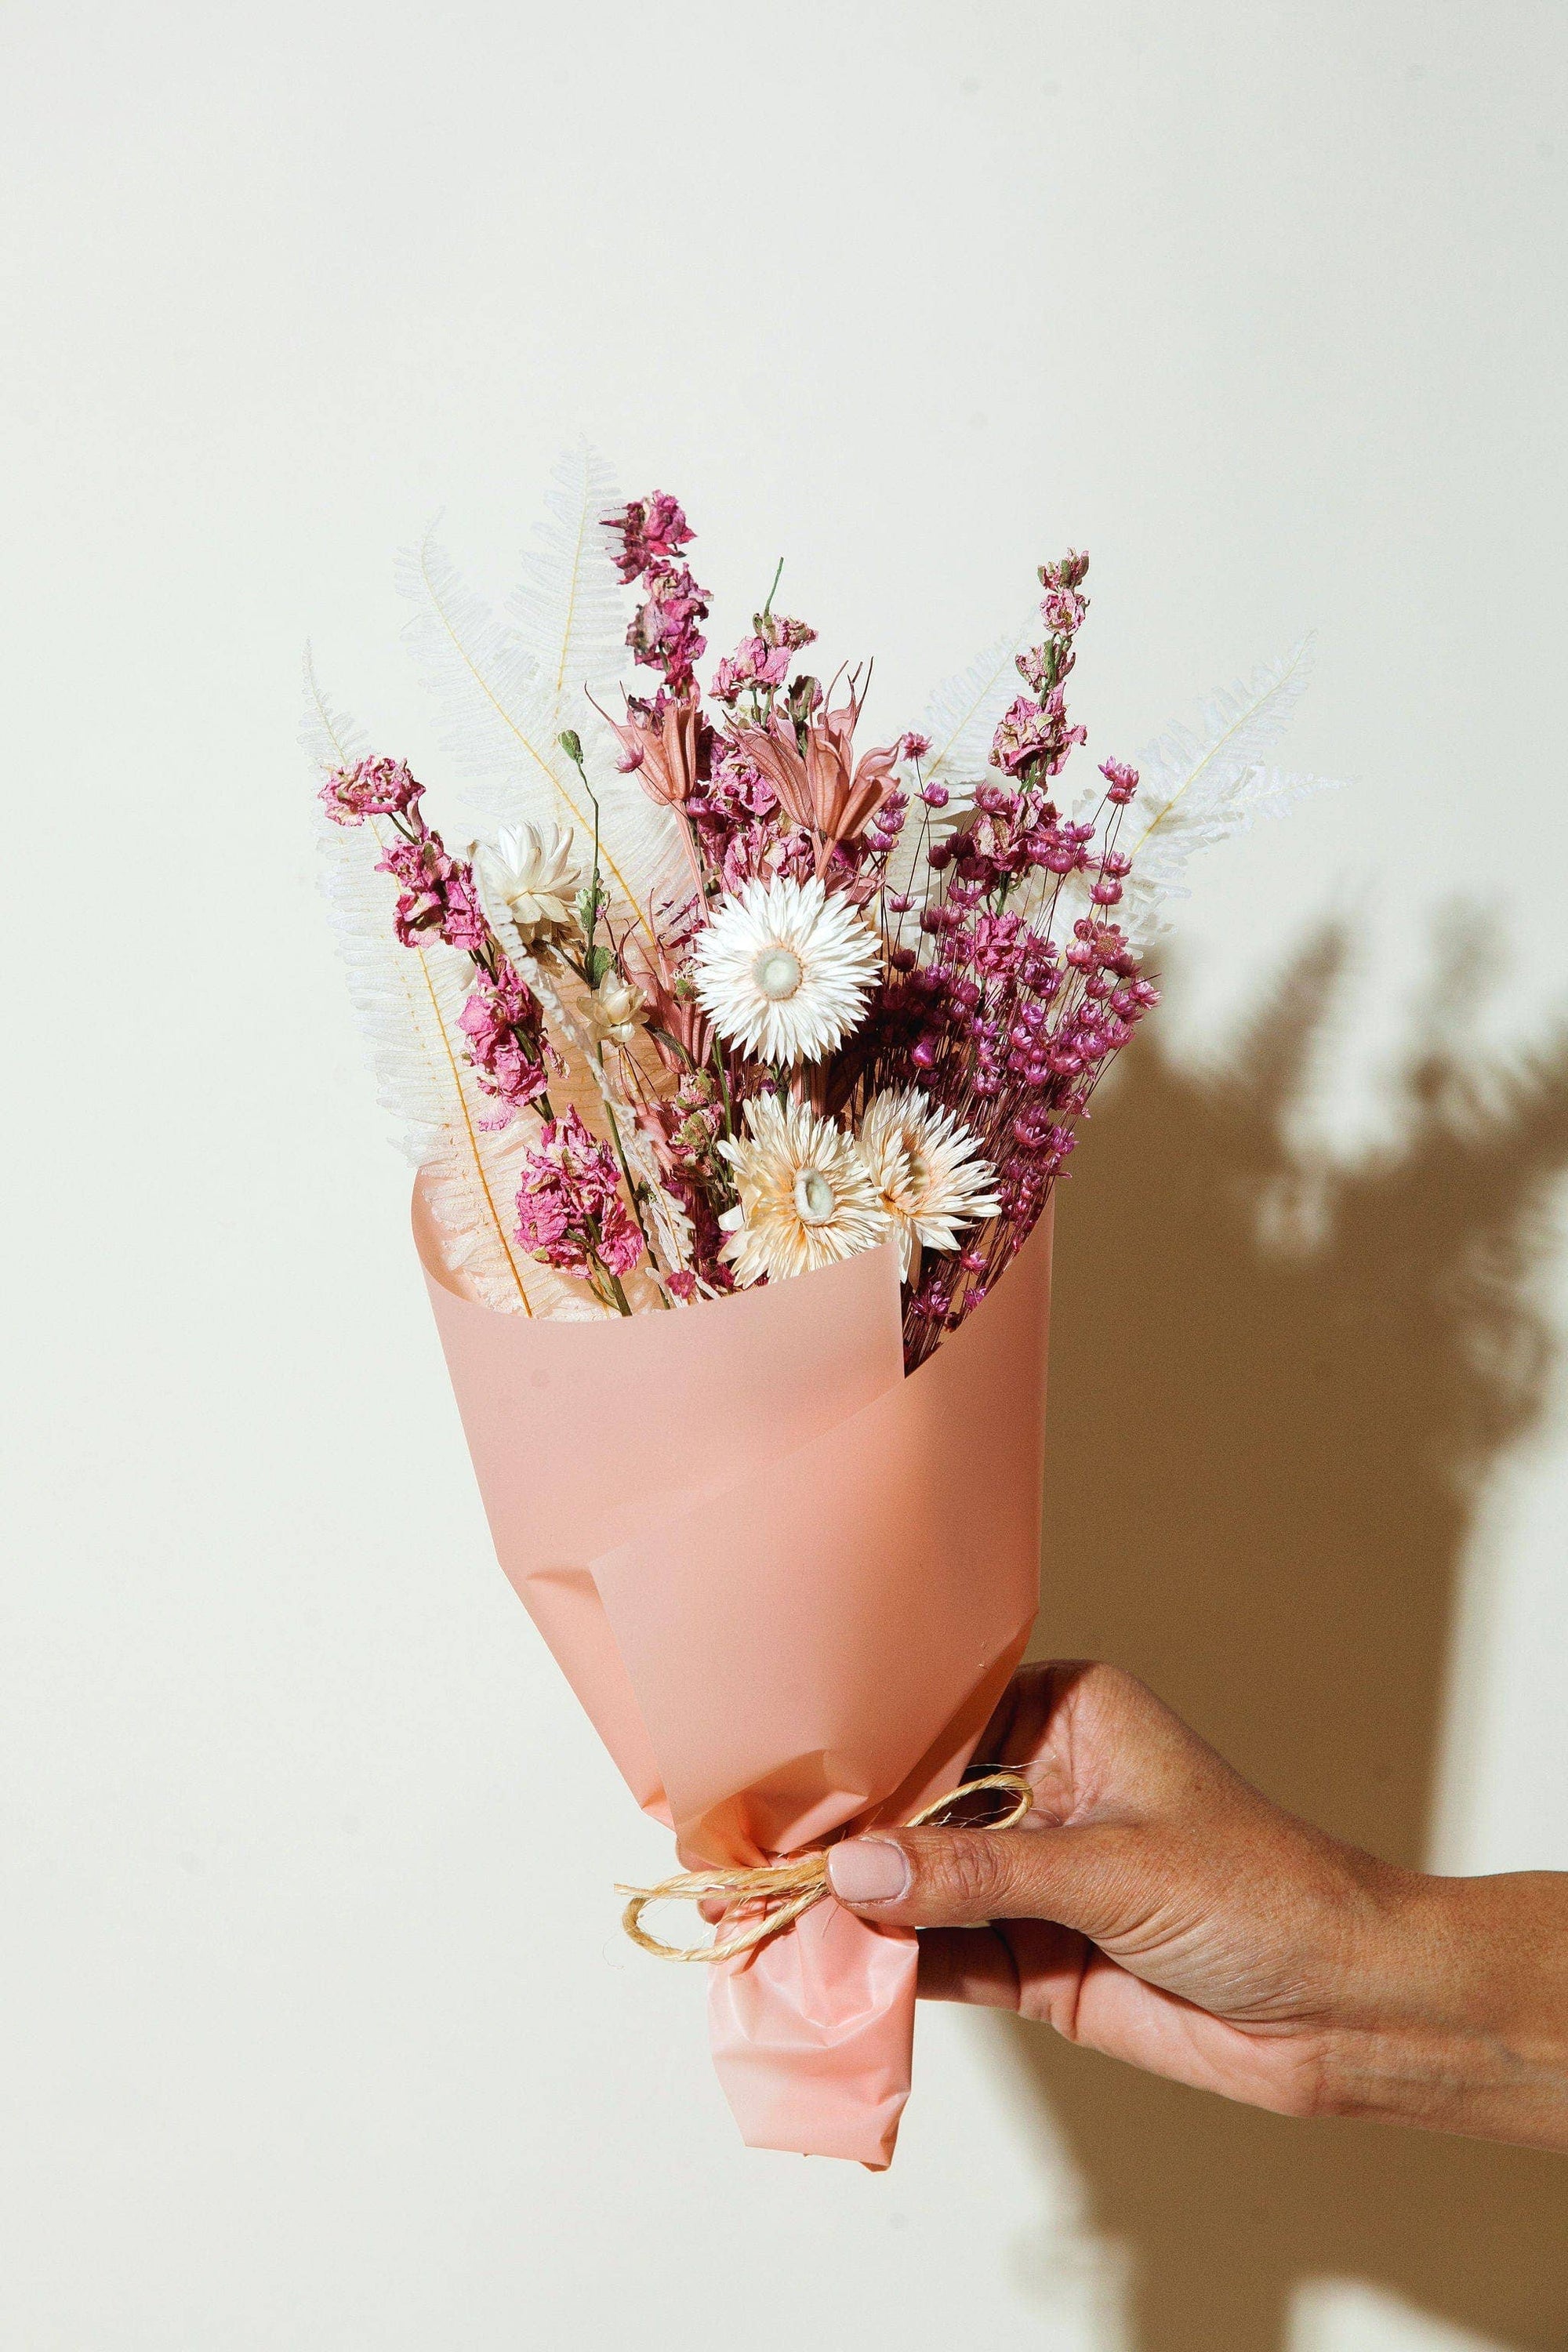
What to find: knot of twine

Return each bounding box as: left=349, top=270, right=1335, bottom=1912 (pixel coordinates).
left=618, top=1769, right=1035, bottom=1964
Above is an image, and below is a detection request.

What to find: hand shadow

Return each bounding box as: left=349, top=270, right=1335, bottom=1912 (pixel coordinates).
left=989, top=928, right=1568, bottom=2350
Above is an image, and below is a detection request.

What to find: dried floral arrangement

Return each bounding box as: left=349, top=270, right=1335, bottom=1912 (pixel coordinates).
left=308, top=452, right=1319, bottom=1363
left=307, top=450, right=1326, bottom=2164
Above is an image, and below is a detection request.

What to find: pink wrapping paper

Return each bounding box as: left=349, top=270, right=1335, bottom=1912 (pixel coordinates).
left=415, top=1174, right=1052, bottom=2166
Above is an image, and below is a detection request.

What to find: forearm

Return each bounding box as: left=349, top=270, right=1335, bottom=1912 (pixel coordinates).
left=1325, top=1867, right=1568, bottom=2152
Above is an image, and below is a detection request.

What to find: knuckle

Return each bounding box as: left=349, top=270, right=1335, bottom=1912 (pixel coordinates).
left=918, top=1828, right=1014, bottom=1921
left=1080, top=1660, right=1143, bottom=1712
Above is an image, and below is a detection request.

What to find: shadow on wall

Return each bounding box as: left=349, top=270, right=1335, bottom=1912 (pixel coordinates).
left=998, top=931, right=1568, bottom=2351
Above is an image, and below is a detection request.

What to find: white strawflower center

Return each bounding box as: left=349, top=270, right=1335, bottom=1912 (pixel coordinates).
left=793, top=1168, right=837, bottom=1225
left=716, top=1094, right=891, bottom=1286
left=753, top=946, right=804, bottom=1001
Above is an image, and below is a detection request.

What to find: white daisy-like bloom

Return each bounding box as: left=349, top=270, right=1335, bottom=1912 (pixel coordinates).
left=691, top=875, right=881, bottom=1066
left=584, top=971, right=647, bottom=1051
left=718, top=1094, right=891, bottom=1286
left=856, top=1087, right=1001, bottom=1279
left=475, top=822, right=582, bottom=952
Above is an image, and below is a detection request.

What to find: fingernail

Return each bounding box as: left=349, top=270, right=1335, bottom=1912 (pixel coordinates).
left=828, top=1838, right=911, bottom=1904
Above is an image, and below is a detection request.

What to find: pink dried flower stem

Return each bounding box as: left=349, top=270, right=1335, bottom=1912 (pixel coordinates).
left=710, top=563, right=818, bottom=731
left=608, top=494, right=711, bottom=696
left=321, top=753, right=666, bottom=1313
left=321, top=756, right=559, bottom=1123
left=637, top=1065, right=735, bottom=1293
left=604, top=492, right=717, bottom=917
left=881, top=557, right=1162, bottom=1366
left=514, top=1108, right=644, bottom=1312
left=554, top=730, right=690, bottom=1305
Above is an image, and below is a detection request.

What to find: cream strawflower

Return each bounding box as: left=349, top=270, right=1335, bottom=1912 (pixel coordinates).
left=718, top=1094, right=890, bottom=1286
left=856, top=1087, right=1001, bottom=1278
left=475, top=822, right=583, bottom=952
left=585, top=970, right=647, bottom=1051
left=691, top=875, right=880, bottom=1066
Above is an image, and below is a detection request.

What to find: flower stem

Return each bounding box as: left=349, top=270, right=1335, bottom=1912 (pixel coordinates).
left=596, top=1059, right=672, bottom=1309
left=680, top=811, right=706, bottom=909
left=712, top=1040, right=735, bottom=1139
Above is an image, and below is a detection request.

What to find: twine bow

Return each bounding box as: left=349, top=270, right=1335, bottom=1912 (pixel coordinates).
left=618, top=1769, right=1036, bottom=1963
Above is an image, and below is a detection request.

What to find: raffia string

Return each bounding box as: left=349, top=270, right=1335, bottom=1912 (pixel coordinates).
left=618, top=1769, right=1036, bottom=1964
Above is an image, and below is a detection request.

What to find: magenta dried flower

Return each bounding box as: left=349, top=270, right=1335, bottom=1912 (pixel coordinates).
left=320, top=754, right=423, bottom=826
left=755, top=611, right=817, bottom=655
left=459, top=966, right=551, bottom=1123
left=710, top=633, right=792, bottom=704
left=1039, top=550, right=1090, bottom=592
left=627, top=561, right=711, bottom=694
left=376, top=836, right=489, bottom=953
left=1040, top=585, right=1087, bottom=636
left=606, top=492, right=695, bottom=583
left=514, top=1108, right=644, bottom=1288
left=990, top=691, right=1087, bottom=780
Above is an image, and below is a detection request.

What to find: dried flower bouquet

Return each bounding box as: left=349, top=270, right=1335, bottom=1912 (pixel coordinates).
left=310, top=452, right=1322, bottom=2162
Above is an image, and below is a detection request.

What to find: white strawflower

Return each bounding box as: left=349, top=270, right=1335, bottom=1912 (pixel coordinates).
left=585, top=971, right=647, bottom=1050
left=475, top=822, right=582, bottom=951
left=691, top=875, right=881, bottom=1067
left=856, top=1087, right=1000, bottom=1278
left=718, top=1094, right=890, bottom=1286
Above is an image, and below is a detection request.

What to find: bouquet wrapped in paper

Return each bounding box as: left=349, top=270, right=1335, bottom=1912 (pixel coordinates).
left=309, top=453, right=1319, bottom=2163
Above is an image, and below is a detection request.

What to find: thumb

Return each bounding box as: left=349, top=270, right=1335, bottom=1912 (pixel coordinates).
left=826, top=1820, right=1142, bottom=1940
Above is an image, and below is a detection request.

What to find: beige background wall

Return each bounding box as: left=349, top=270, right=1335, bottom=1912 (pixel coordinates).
left=5, top=3, right=1566, bottom=2345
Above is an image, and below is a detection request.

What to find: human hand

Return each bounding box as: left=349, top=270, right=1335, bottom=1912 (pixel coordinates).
left=825, top=1662, right=1568, bottom=2151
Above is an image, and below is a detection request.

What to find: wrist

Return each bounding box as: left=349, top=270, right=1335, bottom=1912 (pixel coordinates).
left=1319, top=1864, right=1568, bottom=2151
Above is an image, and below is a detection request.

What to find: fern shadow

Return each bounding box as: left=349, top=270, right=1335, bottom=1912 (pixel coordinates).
left=996, top=929, right=1568, bottom=2349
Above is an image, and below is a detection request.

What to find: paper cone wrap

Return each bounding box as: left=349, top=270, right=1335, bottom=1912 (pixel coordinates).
left=415, top=1175, right=1052, bottom=2166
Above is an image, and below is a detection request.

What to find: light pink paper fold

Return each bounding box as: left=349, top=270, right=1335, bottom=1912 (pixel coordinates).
left=416, top=1176, right=1052, bottom=2166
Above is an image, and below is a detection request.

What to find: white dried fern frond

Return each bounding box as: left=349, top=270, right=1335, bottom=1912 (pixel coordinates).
left=301, top=641, right=372, bottom=776
left=303, top=649, right=605, bottom=1323
left=507, top=441, right=630, bottom=735
left=394, top=524, right=541, bottom=786
left=398, top=448, right=690, bottom=958
left=1114, top=636, right=1338, bottom=945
